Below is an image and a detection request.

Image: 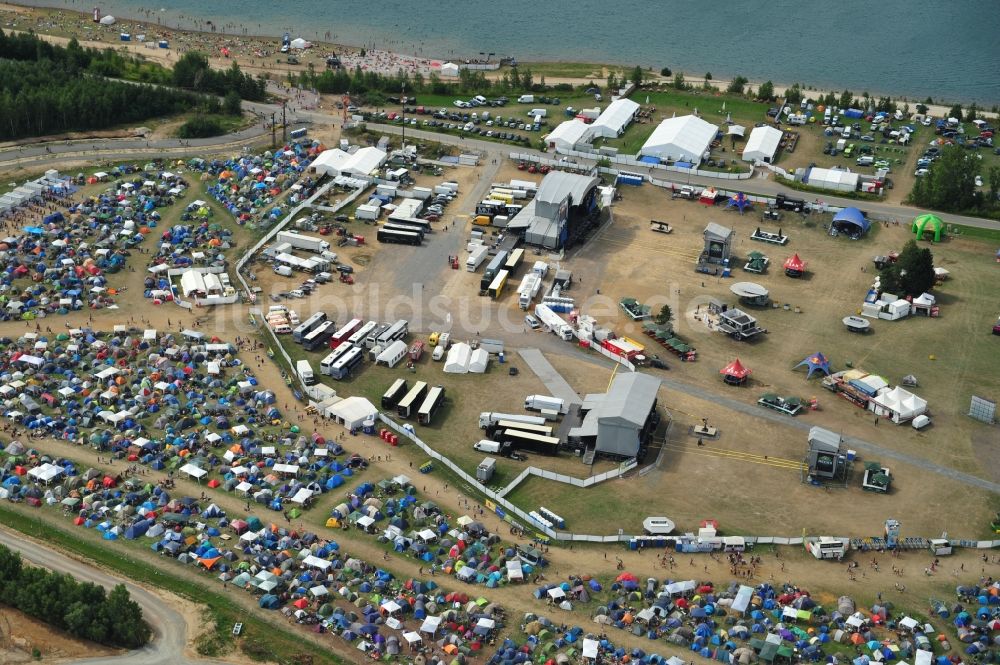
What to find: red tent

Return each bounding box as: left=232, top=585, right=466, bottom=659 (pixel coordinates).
left=293, top=598, right=309, bottom=609
left=720, top=358, right=751, bottom=385
left=783, top=254, right=805, bottom=277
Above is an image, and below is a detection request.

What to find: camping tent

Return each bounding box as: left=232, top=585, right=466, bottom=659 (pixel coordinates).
left=99, top=14, right=116, bottom=25
left=912, top=214, right=943, bottom=242
left=720, top=358, right=751, bottom=386
left=794, top=352, right=831, bottom=379
left=289, top=38, right=310, bottom=49
left=783, top=253, right=805, bottom=277
left=831, top=207, right=871, bottom=237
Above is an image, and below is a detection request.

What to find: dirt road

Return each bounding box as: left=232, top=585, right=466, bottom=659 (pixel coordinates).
left=0, top=527, right=203, bottom=665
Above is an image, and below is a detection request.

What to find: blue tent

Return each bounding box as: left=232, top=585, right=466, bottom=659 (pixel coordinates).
left=727, top=192, right=752, bottom=214
left=794, top=352, right=832, bottom=379
left=832, top=207, right=871, bottom=236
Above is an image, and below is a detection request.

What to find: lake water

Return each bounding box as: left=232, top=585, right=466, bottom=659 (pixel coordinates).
left=22, top=0, right=1000, bottom=104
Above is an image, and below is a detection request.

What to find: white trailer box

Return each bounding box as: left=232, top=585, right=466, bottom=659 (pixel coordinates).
left=478, top=412, right=546, bottom=428
left=410, top=186, right=432, bottom=200
left=517, top=273, right=541, bottom=310
left=466, top=245, right=489, bottom=271
left=277, top=230, right=330, bottom=253
left=296, top=359, right=316, bottom=386
left=525, top=394, right=565, bottom=413
left=356, top=204, right=381, bottom=220
left=534, top=303, right=574, bottom=340
left=476, top=457, right=497, bottom=483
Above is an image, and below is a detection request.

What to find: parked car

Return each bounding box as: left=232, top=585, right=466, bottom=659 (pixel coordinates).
left=525, top=314, right=540, bottom=330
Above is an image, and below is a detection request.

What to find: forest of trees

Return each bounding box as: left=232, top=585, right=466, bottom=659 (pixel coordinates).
left=0, top=29, right=263, bottom=139
left=0, top=544, right=151, bottom=648
left=171, top=52, right=266, bottom=101
left=0, top=59, right=208, bottom=140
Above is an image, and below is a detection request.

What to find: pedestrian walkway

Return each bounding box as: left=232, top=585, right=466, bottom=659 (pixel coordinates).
left=518, top=348, right=580, bottom=407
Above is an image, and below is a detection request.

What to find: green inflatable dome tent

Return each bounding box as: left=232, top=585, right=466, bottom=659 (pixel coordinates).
left=911, top=214, right=943, bottom=242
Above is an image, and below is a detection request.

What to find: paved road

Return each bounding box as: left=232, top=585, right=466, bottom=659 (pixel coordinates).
left=0, top=527, right=200, bottom=665
left=517, top=348, right=582, bottom=407
left=355, top=121, right=1000, bottom=231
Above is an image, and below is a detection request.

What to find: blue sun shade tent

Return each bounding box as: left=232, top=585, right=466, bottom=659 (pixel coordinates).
left=795, top=352, right=832, bottom=379
left=832, top=207, right=870, bottom=235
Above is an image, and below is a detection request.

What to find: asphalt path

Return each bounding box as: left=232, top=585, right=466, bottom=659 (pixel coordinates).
left=0, top=527, right=200, bottom=665
left=356, top=121, right=1000, bottom=231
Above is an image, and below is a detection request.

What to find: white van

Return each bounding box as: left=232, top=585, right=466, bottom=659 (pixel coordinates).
left=856, top=156, right=874, bottom=166
left=432, top=345, right=445, bottom=361
left=517, top=94, right=534, bottom=104
left=528, top=108, right=547, bottom=118
left=473, top=439, right=501, bottom=453
left=272, top=324, right=292, bottom=334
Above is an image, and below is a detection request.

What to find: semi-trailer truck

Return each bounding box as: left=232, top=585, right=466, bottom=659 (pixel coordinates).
left=533, top=303, right=574, bottom=340
left=478, top=411, right=546, bottom=429
left=296, top=359, right=316, bottom=386
left=466, top=244, right=489, bottom=271
left=276, top=230, right=330, bottom=253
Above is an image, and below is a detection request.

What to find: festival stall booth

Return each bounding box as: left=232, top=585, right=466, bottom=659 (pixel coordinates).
left=720, top=358, right=752, bottom=386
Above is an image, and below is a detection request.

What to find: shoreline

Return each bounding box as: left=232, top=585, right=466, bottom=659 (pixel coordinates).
left=3, top=1, right=994, bottom=115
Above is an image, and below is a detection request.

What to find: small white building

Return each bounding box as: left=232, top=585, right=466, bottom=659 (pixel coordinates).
left=324, top=396, right=378, bottom=430
left=311, top=147, right=386, bottom=178
left=545, top=119, right=593, bottom=152
left=440, top=62, right=460, bottom=77
left=640, top=115, right=719, bottom=165
left=742, top=126, right=783, bottom=163
left=589, top=98, right=640, bottom=139
left=806, top=167, right=859, bottom=193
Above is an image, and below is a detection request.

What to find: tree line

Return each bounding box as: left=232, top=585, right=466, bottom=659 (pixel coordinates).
left=291, top=63, right=550, bottom=101
left=0, top=543, right=151, bottom=649
left=171, top=52, right=266, bottom=101
left=0, top=29, right=265, bottom=102
left=910, top=145, right=1000, bottom=215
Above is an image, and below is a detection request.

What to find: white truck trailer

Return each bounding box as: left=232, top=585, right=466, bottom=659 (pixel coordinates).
left=277, top=230, right=330, bottom=253
left=533, top=303, right=574, bottom=340
left=517, top=273, right=542, bottom=310
left=478, top=412, right=547, bottom=429
left=466, top=244, right=489, bottom=271
left=296, top=359, right=316, bottom=386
